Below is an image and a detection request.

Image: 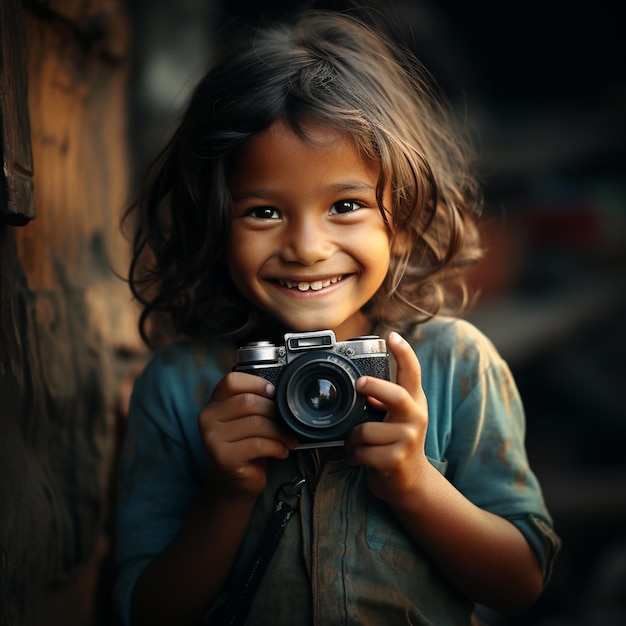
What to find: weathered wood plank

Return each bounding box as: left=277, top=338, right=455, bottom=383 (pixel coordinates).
left=0, top=0, right=35, bottom=225
left=17, top=1, right=140, bottom=350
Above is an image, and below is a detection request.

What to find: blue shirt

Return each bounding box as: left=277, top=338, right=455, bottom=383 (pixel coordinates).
left=114, top=317, right=559, bottom=625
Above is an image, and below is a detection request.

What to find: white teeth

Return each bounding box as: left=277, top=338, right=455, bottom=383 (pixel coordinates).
left=279, top=276, right=342, bottom=291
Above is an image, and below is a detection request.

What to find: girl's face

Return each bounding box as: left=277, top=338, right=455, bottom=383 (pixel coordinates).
left=227, top=119, right=392, bottom=341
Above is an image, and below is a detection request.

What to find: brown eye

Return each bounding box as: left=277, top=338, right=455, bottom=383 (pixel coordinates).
left=330, top=200, right=361, bottom=215
left=248, top=207, right=279, bottom=219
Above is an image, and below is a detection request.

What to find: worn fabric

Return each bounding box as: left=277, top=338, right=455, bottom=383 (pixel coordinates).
left=114, top=317, right=560, bottom=625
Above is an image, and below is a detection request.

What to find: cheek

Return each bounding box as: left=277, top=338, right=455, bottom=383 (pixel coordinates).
left=361, top=232, right=392, bottom=286
left=228, top=253, right=248, bottom=287
left=227, top=236, right=266, bottom=295
left=228, top=227, right=252, bottom=268
left=226, top=241, right=248, bottom=288
left=374, top=229, right=394, bottom=264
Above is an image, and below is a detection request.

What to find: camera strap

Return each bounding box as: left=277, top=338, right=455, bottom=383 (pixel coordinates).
left=214, top=475, right=306, bottom=626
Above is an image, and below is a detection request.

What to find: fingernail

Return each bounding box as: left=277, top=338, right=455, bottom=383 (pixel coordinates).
left=388, top=331, right=401, bottom=344
left=266, top=383, right=275, bottom=397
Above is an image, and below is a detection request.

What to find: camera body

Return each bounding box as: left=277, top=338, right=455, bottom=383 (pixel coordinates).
left=234, top=329, right=390, bottom=448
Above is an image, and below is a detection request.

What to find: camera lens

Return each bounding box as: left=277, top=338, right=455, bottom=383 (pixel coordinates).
left=276, top=352, right=365, bottom=442
left=303, top=378, right=339, bottom=413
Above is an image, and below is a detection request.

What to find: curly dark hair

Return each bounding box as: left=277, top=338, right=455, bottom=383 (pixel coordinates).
left=125, top=10, right=483, bottom=348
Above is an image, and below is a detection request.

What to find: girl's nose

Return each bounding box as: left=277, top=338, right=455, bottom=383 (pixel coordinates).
left=280, top=217, right=333, bottom=265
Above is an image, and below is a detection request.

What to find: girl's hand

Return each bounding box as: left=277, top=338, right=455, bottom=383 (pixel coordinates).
left=198, top=372, right=298, bottom=501
left=345, top=331, right=430, bottom=505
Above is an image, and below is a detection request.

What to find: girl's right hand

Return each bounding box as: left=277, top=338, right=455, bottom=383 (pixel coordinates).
left=198, top=372, right=298, bottom=501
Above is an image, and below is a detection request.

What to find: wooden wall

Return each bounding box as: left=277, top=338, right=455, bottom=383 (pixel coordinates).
left=1, top=1, right=140, bottom=624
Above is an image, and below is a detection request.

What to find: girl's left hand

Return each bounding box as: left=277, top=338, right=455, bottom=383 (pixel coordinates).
left=345, top=331, right=431, bottom=505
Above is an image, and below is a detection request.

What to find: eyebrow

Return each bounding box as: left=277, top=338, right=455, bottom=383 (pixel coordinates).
left=328, top=181, right=377, bottom=195
left=231, top=180, right=377, bottom=202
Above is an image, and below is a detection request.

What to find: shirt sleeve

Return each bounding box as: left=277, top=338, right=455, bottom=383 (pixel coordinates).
left=415, top=318, right=561, bottom=580
left=113, top=345, right=211, bottom=625
left=449, top=331, right=560, bottom=578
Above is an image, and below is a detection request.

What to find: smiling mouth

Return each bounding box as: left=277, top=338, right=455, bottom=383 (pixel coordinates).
left=276, top=275, right=344, bottom=292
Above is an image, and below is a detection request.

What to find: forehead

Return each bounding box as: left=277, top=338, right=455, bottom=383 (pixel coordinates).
left=249, top=118, right=353, bottom=158
left=228, top=119, right=381, bottom=195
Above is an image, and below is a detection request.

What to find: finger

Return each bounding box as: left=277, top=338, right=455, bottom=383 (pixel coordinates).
left=386, top=331, right=423, bottom=398
left=348, top=420, right=398, bottom=446
left=218, top=392, right=277, bottom=424
left=221, top=412, right=294, bottom=446
left=346, top=423, right=424, bottom=474
left=202, top=411, right=298, bottom=466
left=348, top=420, right=423, bottom=450
left=348, top=441, right=408, bottom=472
left=220, top=434, right=294, bottom=465
left=200, top=394, right=297, bottom=445
left=211, top=371, right=275, bottom=403
left=356, top=375, right=416, bottom=423
left=199, top=393, right=275, bottom=433
left=201, top=369, right=296, bottom=441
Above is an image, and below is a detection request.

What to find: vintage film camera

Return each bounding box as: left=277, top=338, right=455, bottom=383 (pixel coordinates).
left=234, top=329, right=390, bottom=448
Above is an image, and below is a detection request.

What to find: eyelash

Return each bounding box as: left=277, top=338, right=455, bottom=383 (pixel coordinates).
left=246, top=200, right=362, bottom=220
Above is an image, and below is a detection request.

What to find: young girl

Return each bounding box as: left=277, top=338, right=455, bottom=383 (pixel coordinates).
left=115, top=10, right=560, bottom=626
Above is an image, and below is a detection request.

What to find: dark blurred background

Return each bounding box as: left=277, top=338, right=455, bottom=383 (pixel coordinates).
left=125, top=1, right=626, bottom=623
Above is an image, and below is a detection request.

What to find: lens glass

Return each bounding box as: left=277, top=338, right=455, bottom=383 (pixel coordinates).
left=291, top=366, right=349, bottom=427
left=304, top=378, right=339, bottom=412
